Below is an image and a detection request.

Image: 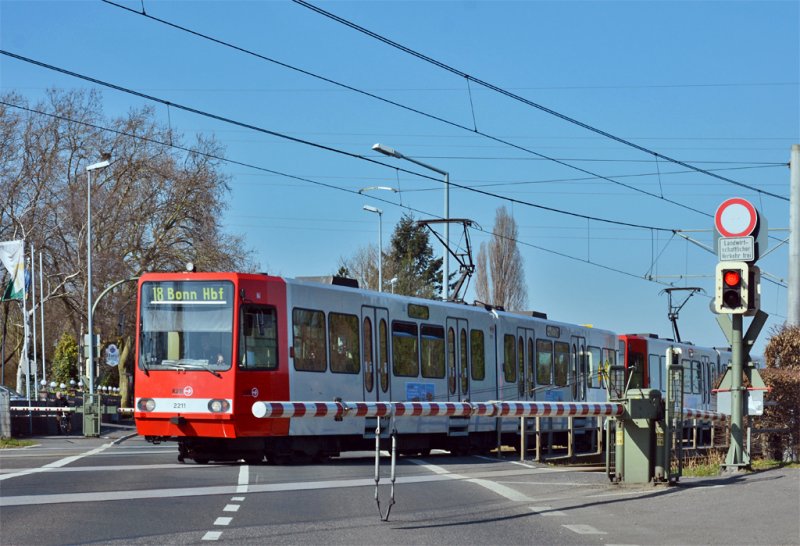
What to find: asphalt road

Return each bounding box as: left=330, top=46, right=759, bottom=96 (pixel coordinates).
left=1, top=428, right=798, bottom=545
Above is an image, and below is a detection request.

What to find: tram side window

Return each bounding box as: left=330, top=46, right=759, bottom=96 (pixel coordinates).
left=536, top=339, right=553, bottom=385
left=603, top=348, right=616, bottom=382
left=379, top=319, right=389, bottom=393
left=503, top=334, right=516, bottom=383
left=554, top=342, right=569, bottom=387
left=421, top=324, right=445, bottom=378
left=460, top=329, right=469, bottom=394
left=628, top=351, right=645, bottom=389
left=392, top=321, right=419, bottom=377
left=648, top=354, right=662, bottom=391
left=363, top=317, right=374, bottom=392
left=239, top=306, right=278, bottom=370
left=517, top=336, right=525, bottom=397
left=527, top=338, right=535, bottom=396
left=470, top=329, right=486, bottom=381
left=588, top=346, right=602, bottom=388
left=329, top=312, right=360, bottom=374
left=682, top=359, right=692, bottom=394
left=693, top=360, right=702, bottom=394
left=448, top=327, right=456, bottom=394
left=292, top=308, right=326, bottom=372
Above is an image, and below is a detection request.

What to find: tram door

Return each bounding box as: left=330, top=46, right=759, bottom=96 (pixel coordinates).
left=361, top=306, right=390, bottom=402
left=570, top=335, right=587, bottom=401
left=446, top=318, right=470, bottom=401
left=517, top=328, right=536, bottom=400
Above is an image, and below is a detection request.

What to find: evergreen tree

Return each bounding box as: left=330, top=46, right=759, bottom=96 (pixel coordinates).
left=385, top=213, right=442, bottom=299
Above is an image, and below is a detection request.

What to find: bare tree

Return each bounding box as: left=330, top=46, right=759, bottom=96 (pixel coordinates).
left=0, top=89, right=256, bottom=403
left=337, top=244, right=380, bottom=291
left=474, top=206, right=528, bottom=311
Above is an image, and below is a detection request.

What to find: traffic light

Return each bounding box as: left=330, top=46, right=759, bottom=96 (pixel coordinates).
left=715, top=262, right=748, bottom=314
left=714, top=261, right=760, bottom=315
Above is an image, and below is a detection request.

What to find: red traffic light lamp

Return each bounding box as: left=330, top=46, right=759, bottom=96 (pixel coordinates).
left=714, top=261, right=760, bottom=315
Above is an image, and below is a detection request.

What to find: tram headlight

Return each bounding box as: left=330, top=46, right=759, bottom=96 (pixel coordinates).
left=208, top=399, right=230, bottom=413
left=137, top=398, right=156, bottom=412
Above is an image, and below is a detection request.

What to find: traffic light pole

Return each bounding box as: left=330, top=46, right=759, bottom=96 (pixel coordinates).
left=725, top=314, right=747, bottom=469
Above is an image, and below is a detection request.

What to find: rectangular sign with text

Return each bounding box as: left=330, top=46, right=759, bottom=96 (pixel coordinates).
left=718, top=236, right=754, bottom=261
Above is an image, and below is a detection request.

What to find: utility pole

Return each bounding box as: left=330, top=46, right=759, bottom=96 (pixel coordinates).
left=788, top=144, right=799, bottom=326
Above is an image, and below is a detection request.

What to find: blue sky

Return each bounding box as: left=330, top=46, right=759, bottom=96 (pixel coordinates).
left=2, top=1, right=798, bottom=355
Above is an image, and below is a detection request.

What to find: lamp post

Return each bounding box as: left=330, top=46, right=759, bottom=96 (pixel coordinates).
left=372, top=143, right=450, bottom=301
left=363, top=205, right=383, bottom=292
left=86, top=157, right=110, bottom=397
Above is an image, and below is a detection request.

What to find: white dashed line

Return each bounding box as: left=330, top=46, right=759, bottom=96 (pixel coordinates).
left=467, top=478, right=533, bottom=502
left=231, top=496, right=245, bottom=501
left=237, top=465, right=249, bottom=493
left=201, top=531, right=222, bottom=541
left=563, top=524, right=607, bottom=535
left=223, top=504, right=240, bottom=512
left=214, top=517, right=232, bottom=526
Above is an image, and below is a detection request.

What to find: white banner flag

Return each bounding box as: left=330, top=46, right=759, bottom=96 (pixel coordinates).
left=0, top=240, right=25, bottom=300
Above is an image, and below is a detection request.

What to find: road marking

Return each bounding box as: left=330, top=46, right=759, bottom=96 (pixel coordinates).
left=0, top=443, right=114, bottom=482
left=467, top=478, right=532, bottom=502
left=408, top=459, right=451, bottom=475
left=237, top=465, right=249, bottom=493
left=223, top=504, right=240, bottom=512
left=0, top=464, right=217, bottom=475
left=201, top=531, right=222, bottom=541
left=214, top=517, right=232, bottom=526
left=2, top=460, right=567, bottom=507
left=529, top=506, right=566, bottom=516
left=563, top=524, right=607, bottom=535
left=231, top=496, right=245, bottom=501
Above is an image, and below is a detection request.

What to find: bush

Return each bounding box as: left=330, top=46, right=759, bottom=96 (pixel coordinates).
left=758, top=325, right=800, bottom=461
left=50, top=333, right=79, bottom=386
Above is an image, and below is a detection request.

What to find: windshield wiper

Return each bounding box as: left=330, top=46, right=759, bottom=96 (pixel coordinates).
left=162, top=361, right=222, bottom=378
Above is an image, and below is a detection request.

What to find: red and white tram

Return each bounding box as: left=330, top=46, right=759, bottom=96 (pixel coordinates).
left=133, top=271, right=619, bottom=463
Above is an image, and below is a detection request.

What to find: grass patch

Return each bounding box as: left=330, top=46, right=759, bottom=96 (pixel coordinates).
left=682, top=450, right=725, bottom=477
left=751, top=459, right=800, bottom=471
left=682, top=451, right=800, bottom=476
left=0, top=437, right=36, bottom=449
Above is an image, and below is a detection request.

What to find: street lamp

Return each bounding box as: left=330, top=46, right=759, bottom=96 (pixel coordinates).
left=86, top=156, right=110, bottom=397
left=363, top=205, right=383, bottom=292
left=372, top=143, right=450, bottom=301
left=358, top=186, right=398, bottom=195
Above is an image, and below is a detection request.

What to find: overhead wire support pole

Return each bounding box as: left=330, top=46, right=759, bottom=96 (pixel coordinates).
left=789, top=144, right=800, bottom=325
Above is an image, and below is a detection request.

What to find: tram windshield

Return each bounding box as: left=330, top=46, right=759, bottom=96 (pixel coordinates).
left=139, top=280, right=234, bottom=372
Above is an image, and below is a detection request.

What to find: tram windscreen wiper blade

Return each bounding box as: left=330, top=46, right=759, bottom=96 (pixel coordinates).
left=164, top=360, right=222, bottom=378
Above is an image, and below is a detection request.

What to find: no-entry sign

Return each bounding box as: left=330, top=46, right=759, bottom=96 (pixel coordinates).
left=714, top=198, right=758, bottom=238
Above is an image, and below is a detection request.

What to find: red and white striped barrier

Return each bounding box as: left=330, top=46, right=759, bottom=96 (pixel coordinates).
left=8, top=406, right=76, bottom=413
left=682, top=408, right=727, bottom=422
left=493, top=402, right=624, bottom=418
left=251, top=400, right=626, bottom=419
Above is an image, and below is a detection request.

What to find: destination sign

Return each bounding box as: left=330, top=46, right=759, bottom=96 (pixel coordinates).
left=147, top=282, right=230, bottom=304
left=718, top=236, right=754, bottom=262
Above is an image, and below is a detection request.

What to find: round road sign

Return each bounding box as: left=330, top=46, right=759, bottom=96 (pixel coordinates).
left=714, top=198, right=758, bottom=238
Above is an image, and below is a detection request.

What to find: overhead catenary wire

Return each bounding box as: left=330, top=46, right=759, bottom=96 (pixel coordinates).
left=291, top=0, right=790, bottom=203
left=4, top=98, right=691, bottom=292
left=96, top=0, right=778, bottom=220
left=0, top=50, right=677, bottom=233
